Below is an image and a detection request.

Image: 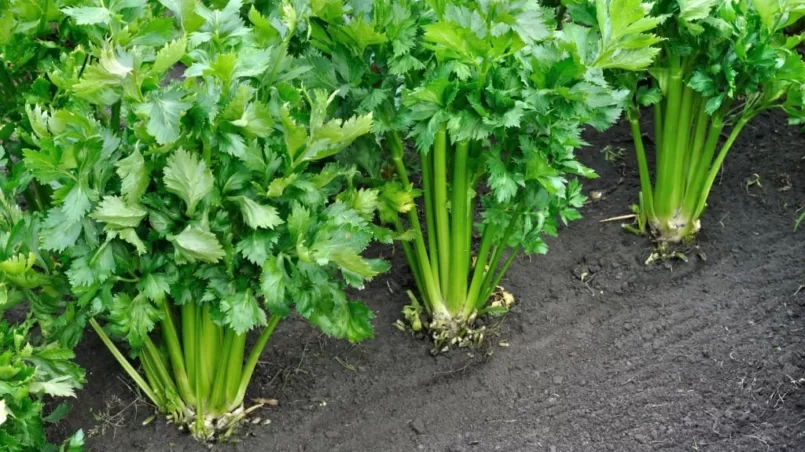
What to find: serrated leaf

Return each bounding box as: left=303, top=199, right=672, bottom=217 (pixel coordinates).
left=90, top=196, right=147, bottom=228
left=42, top=209, right=82, bottom=252
left=168, top=226, right=225, bottom=263
left=135, top=89, right=191, bottom=145
left=63, top=185, right=91, bottom=224
left=29, top=376, right=79, bottom=397
left=62, top=7, right=111, bottom=25
left=592, top=0, right=664, bottom=71
left=116, top=150, right=150, bottom=204
left=261, top=255, right=289, bottom=316
left=332, top=250, right=390, bottom=285
left=152, top=37, right=187, bottom=74
left=112, top=228, right=147, bottom=255
left=43, top=403, right=72, bottom=424
left=679, top=0, right=717, bottom=22
left=233, top=196, right=283, bottom=230
left=138, top=274, right=171, bottom=301
left=304, top=113, right=373, bottom=163
left=280, top=105, right=308, bottom=161
left=221, top=290, right=266, bottom=334
left=163, top=148, right=214, bottom=216
left=344, top=301, right=374, bottom=342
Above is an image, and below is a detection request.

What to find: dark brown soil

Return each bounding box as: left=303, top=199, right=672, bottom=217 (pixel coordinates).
left=55, top=111, right=805, bottom=451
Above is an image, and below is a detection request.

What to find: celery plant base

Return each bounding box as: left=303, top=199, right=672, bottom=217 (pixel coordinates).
left=648, top=216, right=701, bottom=244
left=397, top=290, right=515, bottom=353
left=181, top=402, right=269, bottom=442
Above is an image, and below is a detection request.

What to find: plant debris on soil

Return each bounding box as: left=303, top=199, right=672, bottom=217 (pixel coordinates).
left=52, top=111, right=805, bottom=451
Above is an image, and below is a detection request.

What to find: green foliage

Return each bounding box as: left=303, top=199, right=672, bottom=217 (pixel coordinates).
left=0, top=191, right=85, bottom=452
left=0, top=319, right=85, bottom=452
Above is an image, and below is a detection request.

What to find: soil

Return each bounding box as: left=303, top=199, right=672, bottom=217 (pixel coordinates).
left=53, top=110, right=805, bottom=452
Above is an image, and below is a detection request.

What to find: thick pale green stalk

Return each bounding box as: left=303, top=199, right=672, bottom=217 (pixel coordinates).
left=627, top=108, right=656, bottom=221
left=140, top=349, right=167, bottom=407
left=448, top=140, right=470, bottom=314
left=181, top=303, right=197, bottom=392
left=198, top=304, right=218, bottom=402
left=231, top=315, right=282, bottom=411
left=692, top=118, right=750, bottom=219
left=387, top=132, right=443, bottom=311
left=432, top=126, right=451, bottom=298
left=88, top=318, right=160, bottom=407
left=668, top=85, right=696, bottom=211
left=685, top=99, right=709, bottom=192
left=464, top=223, right=497, bottom=316
left=655, top=57, right=683, bottom=219
left=209, top=330, right=234, bottom=413
left=160, top=299, right=194, bottom=405
left=421, top=149, right=441, bottom=291
left=194, top=305, right=205, bottom=436
left=143, top=338, right=180, bottom=398
left=224, top=332, right=246, bottom=405
left=681, top=115, right=724, bottom=218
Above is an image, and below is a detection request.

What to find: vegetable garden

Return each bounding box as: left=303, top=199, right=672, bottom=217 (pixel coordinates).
left=1, top=0, right=804, bottom=451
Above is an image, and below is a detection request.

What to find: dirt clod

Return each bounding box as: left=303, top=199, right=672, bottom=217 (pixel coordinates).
left=410, top=418, right=425, bottom=435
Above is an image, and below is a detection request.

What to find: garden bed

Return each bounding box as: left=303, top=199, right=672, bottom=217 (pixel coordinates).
left=54, top=111, right=805, bottom=451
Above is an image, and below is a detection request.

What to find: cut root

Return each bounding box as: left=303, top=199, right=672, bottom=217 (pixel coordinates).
left=397, top=288, right=515, bottom=353
left=169, top=401, right=272, bottom=442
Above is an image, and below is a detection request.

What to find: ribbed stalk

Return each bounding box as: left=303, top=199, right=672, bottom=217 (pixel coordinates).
left=685, top=99, right=709, bottom=192
left=667, top=84, right=696, bottom=211
left=680, top=115, right=725, bottom=219
left=464, top=223, right=497, bottom=316
left=160, top=299, right=194, bottom=405
left=224, top=333, right=246, bottom=405
left=654, top=57, right=683, bottom=220
left=387, top=132, right=444, bottom=313
left=88, top=319, right=160, bottom=407
left=209, top=330, right=234, bottom=414
left=421, top=149, right=441, bottom=292
left=447, top=140, right=470, bottom=315
left=627, top=108, right=655, bottom=221
left=231, top=315, right=282, bottom=411
left=198, top=304, right=218, bottom=403
left=181, top=303, right=197, bottom=393
left=432, top=126, right=451, bottom=298
left=691, top=118, right=750, bottom=219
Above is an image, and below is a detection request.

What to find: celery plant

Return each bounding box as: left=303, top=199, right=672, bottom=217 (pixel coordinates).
left=573, top=0, right=805, bottom=242
left=19, top=0, right=394, bottom=439
left=302, top=0, right=661, bottom=346
left=0, top=189, right=86, bottom=452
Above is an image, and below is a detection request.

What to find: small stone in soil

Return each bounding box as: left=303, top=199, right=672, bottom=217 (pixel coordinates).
left=553, top=375, right=564, bottom=384
left=410, top=418, right=426, bottom=435
left=324, top=431, right=339, bottom=439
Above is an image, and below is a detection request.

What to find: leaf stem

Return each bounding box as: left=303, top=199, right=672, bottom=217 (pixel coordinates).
left=447, top=140, right=470, bottom=314
left=627, top=107, right=655, bottom=222
left=88, top=318, right=160, bottom=407
left=231, top=315, right=281, bottom=411
left=432, top=125, right=451, bottom=300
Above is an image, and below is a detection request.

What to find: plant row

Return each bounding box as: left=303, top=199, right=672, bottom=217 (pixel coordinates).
left=0, top=0, right=802, bottom=447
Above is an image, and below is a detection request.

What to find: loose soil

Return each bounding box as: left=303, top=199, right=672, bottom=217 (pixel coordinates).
left=53, top=111, right=805, bottom=452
